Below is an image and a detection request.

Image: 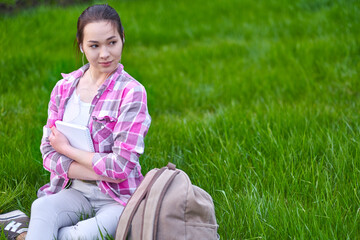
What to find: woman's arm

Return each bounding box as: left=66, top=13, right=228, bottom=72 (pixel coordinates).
left=41, top=81, right=73, bottom=179
left=68, top=161, right=97, bottom=180
left=50, top=127, right=124, bottom=183
left=49, top=126, right=94, bottom=170
left=68, top=162, right=125, bottom=183
left=91, top=84, right=151, bottom=180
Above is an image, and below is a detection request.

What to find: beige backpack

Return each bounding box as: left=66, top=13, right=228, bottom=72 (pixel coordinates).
left=115, top=163, right=219, bottom=240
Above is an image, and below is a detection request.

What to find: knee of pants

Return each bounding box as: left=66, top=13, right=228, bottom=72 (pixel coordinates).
left=58, top=225, right=83, bottom=240
left=58, top=221, right=104, bottom=240
left=31, top=195, right=66, bottom=221
left=31, top=196, right=54, bottom=219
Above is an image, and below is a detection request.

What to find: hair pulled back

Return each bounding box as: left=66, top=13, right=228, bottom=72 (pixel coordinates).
left=76, top=4, right=125, bottom=49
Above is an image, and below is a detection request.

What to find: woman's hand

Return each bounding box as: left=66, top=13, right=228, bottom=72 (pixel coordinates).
left=99, top=175, right=126, bottom=184
left=49, top=127, right=71, bottom=155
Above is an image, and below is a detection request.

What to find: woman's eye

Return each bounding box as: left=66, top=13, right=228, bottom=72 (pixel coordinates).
left=90, top=45, right=98, bottom=48
left=109, top=41, right=117, bottom=45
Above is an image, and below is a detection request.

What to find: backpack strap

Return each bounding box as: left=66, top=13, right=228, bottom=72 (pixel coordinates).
left=115, top=167, right=166, bottom=240
left=142, top=167, right=180, bottom=239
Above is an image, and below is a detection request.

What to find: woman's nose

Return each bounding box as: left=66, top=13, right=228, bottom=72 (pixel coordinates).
left=100, top=46, right=110, bottom=59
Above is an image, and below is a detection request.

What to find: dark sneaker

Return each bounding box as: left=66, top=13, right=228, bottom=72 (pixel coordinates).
left=0, top=210, right=29, bottom=240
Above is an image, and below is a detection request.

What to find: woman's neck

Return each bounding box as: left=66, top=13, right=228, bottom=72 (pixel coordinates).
left=88, top=66, right=111, bottom=87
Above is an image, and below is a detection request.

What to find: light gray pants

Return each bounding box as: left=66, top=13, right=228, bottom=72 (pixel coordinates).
left=26, top=180, right=124, bottom=240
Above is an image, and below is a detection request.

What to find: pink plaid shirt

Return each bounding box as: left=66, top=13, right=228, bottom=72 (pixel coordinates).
left=38, top=63, right=151, bottom=206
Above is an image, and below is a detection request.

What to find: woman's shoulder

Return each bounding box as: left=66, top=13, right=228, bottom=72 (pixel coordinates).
left=52, top=65, right=88, bottom=91
left=113, top=67, right=147, bottom=94
left=60, top=64, right=88, bottom=83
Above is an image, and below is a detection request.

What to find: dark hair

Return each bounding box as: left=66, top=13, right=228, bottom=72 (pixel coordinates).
left=76, top=4, right=125, bottom=51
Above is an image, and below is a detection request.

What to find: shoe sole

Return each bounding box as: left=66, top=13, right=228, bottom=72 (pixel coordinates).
left=0, top=210, right=27, bottom=221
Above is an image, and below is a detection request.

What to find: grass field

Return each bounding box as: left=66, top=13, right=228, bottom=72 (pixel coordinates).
left=1, top=0, right=360, bottom=239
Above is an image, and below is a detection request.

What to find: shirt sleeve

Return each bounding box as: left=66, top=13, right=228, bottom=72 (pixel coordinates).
left=91, top=84, right=151, bottom=180
left=40, top=81, right=73, bottom=179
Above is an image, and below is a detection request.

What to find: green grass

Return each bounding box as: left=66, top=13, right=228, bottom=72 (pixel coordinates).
left=1, top=0, right=360, bottom=239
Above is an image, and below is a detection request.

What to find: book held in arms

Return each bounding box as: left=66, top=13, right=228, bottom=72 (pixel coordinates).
left=55, top=120, right=95, bottom=152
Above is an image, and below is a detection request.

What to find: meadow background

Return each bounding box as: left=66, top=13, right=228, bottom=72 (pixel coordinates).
left=1, top=0, right=360, bottom=239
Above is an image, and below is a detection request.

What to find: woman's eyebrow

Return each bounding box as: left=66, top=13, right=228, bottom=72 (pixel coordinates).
left=87, top=36, right=117, bottom=43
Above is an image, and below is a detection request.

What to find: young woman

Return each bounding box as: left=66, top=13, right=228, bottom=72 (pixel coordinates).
left=0, top=4, right=151, bottom=240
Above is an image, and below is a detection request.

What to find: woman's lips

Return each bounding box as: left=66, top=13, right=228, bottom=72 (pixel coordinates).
left=99, top=61, right=112, bottom=67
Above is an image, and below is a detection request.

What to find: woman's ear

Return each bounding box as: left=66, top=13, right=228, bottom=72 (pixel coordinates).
left=80, top=44, right=84, bottom=53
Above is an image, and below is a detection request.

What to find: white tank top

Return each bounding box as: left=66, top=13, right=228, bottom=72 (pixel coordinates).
left=63, top=90, right=91, bottom=126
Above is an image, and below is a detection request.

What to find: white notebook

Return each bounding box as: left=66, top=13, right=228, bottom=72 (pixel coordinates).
left=55, top=120, right=95, bottom=152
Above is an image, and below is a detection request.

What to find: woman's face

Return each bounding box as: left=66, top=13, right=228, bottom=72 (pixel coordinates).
left=82, top=21, right=123, bottom=74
